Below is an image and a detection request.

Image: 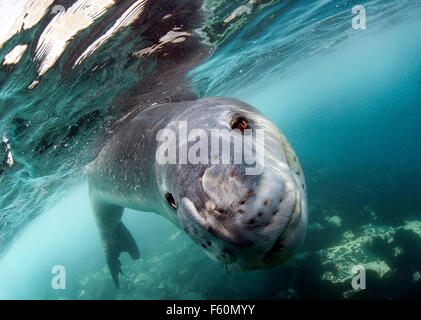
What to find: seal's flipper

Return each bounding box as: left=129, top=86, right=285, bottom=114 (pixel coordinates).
left=89, top=195, right=140, bottom=287
left=105, top=222, right=140, bottom=287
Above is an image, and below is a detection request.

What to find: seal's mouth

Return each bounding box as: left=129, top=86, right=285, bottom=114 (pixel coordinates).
left=214, top=212, right=294, bottom=270
left=178, top=186, right=301, bottom=270
left=260, top=195, right=298, bottom=267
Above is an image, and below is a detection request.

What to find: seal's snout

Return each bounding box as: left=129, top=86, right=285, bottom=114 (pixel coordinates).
left=192, top=160, right=306, bottom=270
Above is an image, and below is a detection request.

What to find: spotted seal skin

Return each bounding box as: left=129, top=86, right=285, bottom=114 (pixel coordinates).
left=88, top=97, right=307, bottom=286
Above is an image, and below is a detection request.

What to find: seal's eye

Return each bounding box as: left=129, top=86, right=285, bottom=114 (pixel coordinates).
left=231, top=116, right=249, bottom=133
left=165, top=193, right=177, bottom=210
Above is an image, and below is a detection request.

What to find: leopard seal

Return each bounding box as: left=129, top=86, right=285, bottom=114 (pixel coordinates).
left=88, top=96, right=308, bottom=287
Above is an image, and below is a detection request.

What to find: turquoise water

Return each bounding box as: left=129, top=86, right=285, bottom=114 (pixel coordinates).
left=1, top=0, right=421, bottom=299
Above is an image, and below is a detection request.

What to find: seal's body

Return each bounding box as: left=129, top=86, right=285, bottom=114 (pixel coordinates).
left=88, top=97, right=307, bottom=286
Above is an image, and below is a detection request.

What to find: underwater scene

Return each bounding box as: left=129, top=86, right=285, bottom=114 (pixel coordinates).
left=0, top=0, right=421, bottom=300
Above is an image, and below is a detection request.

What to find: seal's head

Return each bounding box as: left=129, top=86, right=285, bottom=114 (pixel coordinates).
left=155, top=97, right=307, bottom=270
